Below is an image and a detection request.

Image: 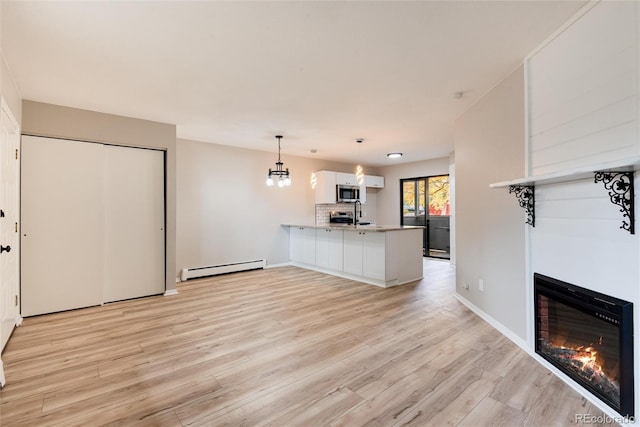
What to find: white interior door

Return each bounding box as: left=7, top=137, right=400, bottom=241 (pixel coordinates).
left=21, top=136, right=104, bottom=317
left=103, top=145, right=164, bottom=302
left=0, top=101, right=21, bottom=351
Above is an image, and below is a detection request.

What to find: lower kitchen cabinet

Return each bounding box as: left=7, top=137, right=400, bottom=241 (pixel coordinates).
left=316, top=228, right=343, bottom=271
left=289, top=226, right=316, bottom=265
left=285, top=225, right=422, bottom=287
left=343, top=230, right=386, bottom=280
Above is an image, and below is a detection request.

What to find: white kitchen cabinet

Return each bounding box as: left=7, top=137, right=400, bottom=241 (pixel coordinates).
left=314, top=170, right=337, bottom=204
left=336, top=172, right=358, bottom=186
left=365, top=175, right=385, bottom=189
left=363, top=232, right=386, bottom=280
left=315, top=228, right=343, bottom=271
left=290, top=226, right=316, bottom=265
left=343, top=230, right=364, bottom=276
left=343, top=230, right=386, bottom=280
left=286, top=225, right=422, bottom=288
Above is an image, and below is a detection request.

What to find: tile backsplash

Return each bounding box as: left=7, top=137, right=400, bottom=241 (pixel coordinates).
left=315, top=203, right=356, bottom=225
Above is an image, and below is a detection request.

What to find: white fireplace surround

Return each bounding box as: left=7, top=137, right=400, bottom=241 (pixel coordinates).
left=485, top=1, right=640, bottom=420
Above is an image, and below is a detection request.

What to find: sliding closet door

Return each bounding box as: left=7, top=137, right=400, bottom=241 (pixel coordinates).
left=103, top=146, right=164, bottom=302
left=21, top=136, right=104, bottom=316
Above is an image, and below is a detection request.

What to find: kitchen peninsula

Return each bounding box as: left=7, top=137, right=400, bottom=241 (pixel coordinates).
left=283, top=224, right=423, bottom=287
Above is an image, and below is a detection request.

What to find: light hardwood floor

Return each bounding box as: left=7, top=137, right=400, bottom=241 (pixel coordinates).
left=0, top=261, right=617, bottom=426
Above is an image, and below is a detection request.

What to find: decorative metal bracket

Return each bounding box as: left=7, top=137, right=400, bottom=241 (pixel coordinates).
left=509, top=185, right=535, bottom=227
left=594, top=171, right=634, bottom=234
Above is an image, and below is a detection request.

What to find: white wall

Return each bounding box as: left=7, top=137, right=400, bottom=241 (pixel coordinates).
left=454, top=66, right=527, bottom=340
left=0, top=0, right=22, bottom=124
left=375, top=157, right=450, bottom=226
left=176, top=138, right=374, bottom=271
left=527, top=1, right=639, bottom=175
left=449, top=153, right=456, bottom=267
left=532, top=179, right=638, bottom=304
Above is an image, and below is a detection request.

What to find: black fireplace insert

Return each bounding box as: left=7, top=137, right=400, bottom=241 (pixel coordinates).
left=534, top=273, right=634, bottom=417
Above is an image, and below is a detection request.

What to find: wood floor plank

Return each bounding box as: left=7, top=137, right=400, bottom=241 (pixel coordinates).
left=398, top=370, right=501, bottom=427
left=458, top=397, right=528, bottom=427
left=489, top=353, right=554, bottom=413
left=0, top=262, right=620, bottom=426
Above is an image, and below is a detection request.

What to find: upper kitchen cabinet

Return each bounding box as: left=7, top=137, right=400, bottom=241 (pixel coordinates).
left=314, top=170, right=337, bottom=204
left=365, top=175, right=385, bottom=189
left=336, top=172, right=358, bottom=186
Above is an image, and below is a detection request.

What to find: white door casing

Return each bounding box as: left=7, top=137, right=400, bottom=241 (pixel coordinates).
left=0, top=99, right=21, bottom=387
left=0, top=100, right=21, bottom=349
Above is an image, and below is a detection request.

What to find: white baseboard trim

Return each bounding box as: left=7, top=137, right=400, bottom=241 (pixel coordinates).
left=164, top=289, right=178, bottom=296
left=264, top=262, right=292, bottom=269
left=454, top=292, right=630, bottom=422
left=175, top=277, right=181, bottom=283
left=0, top=357, right=5, bottom=387
left=289, top=262, right=419, bottom=288
left=454, top=293, right=528, bottom=350
left=16, top=316, right=23, bottom=327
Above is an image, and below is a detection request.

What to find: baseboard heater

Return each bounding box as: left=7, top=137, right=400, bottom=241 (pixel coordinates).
left=180, top=259, right=266, bottom=281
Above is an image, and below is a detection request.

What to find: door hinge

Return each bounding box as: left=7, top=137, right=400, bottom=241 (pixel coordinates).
left=15, top=295, right=18, bottom=306
left=15, top=222, right=18, bottom=233
left=15, top=149, right=18, bottom=160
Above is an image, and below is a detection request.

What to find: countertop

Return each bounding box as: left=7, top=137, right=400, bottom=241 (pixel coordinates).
left=282, top=224, right=424, bottom=232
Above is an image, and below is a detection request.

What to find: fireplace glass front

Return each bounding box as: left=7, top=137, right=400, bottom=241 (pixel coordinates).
left=534, top=273, right=633, bottom=417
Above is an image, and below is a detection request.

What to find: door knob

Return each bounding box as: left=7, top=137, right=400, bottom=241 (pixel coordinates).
left=1, top=245, right=11, bottom=253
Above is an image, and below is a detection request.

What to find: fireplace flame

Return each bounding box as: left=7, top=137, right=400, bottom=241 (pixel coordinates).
left=540, top=338, right=620, bottom=406
left=570, top=346, right=601, bottom=374
left=549, top=339, right=612, bottom=384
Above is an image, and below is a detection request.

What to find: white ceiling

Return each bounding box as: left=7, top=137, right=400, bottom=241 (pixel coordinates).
left=2, top=1, right=586, bottom=167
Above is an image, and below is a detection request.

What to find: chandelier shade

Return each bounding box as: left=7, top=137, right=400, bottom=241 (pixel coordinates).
left=266, top=135, right=291, bottom=187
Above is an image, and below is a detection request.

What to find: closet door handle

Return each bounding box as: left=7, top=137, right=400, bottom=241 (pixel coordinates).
left=1, top=245, right=11, bottom=254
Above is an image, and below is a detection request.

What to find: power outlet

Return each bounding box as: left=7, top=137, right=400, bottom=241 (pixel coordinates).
left=479, top=279, right=484, bottom=292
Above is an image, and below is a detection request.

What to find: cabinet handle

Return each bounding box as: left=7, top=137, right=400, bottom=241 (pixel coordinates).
left=1, top=245, right=11, bottom=253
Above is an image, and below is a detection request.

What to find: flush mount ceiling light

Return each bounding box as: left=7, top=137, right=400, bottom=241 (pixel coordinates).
left=266, top=135, right=291, bottom=188
left=387, top=152, right=403, bottom=159
left=355, top=138, right=364, bottom=185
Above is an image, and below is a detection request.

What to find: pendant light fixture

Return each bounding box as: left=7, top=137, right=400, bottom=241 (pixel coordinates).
left=266, top=135, right=291, bottom=187
left=355, top=138, right=364, bottom=185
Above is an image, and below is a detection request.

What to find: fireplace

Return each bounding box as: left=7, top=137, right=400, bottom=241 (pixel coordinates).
left=534, top=273, right=634, bottom=417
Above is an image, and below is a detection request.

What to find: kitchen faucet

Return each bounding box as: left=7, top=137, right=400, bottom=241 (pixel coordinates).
left=353, top=200, right=362, bottom=226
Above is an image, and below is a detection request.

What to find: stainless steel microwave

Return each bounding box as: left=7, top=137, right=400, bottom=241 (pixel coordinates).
left=336, top=185, right=360, bottom=203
